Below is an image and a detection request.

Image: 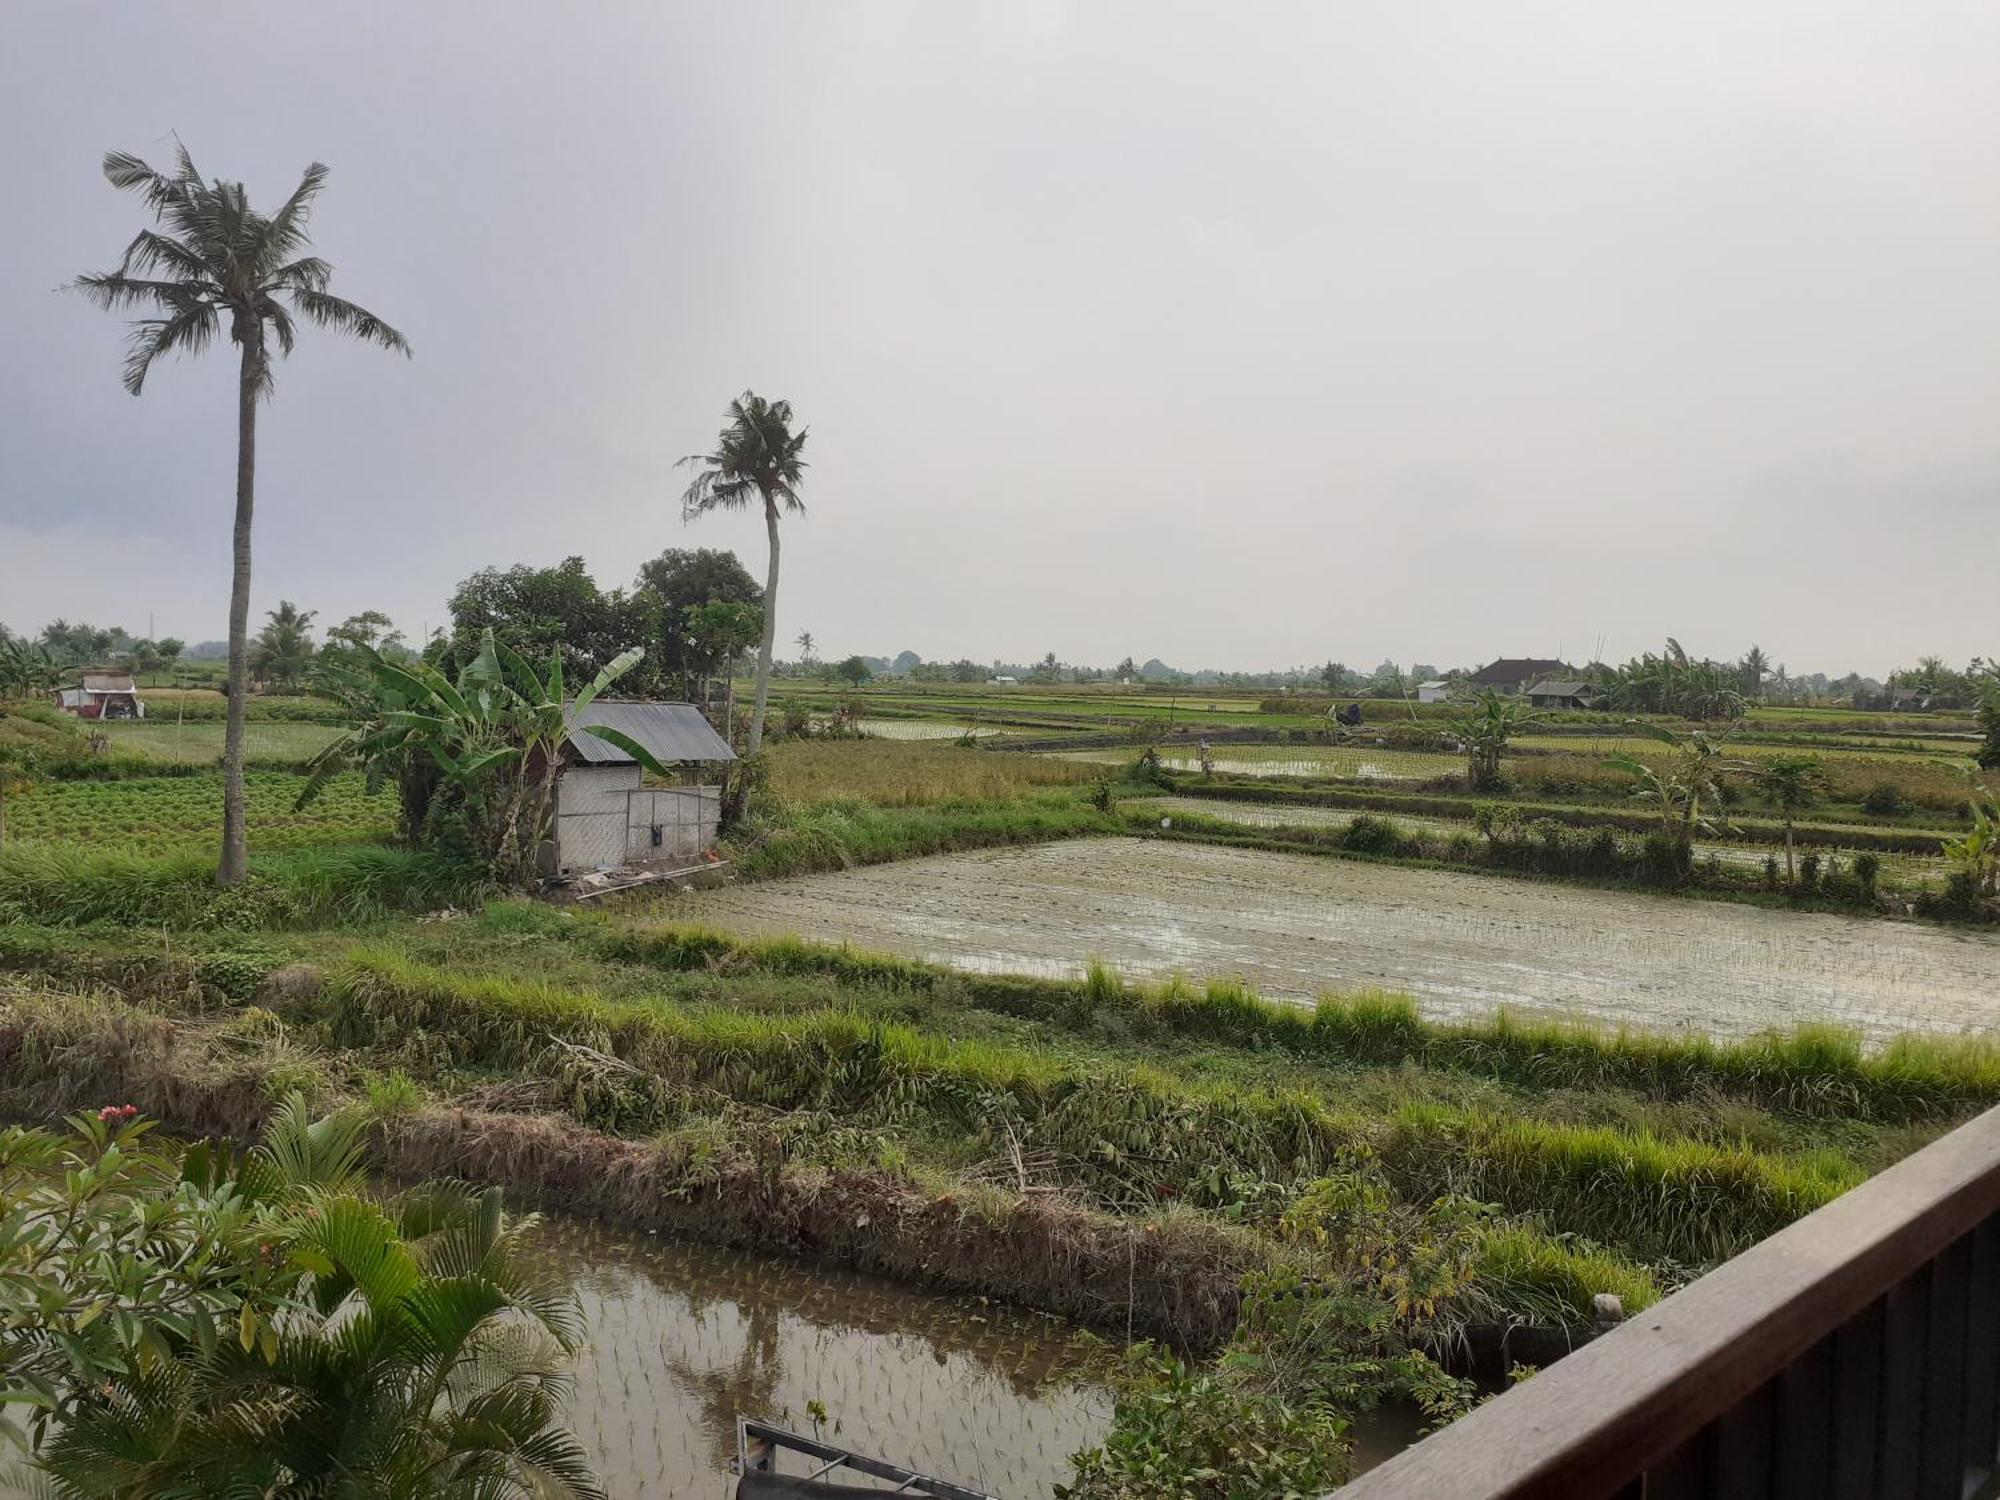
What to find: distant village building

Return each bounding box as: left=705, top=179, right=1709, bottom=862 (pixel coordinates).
left=542, top=701, right=735, bottom=876
left=1466, top=658, right=1571, bottom=697
left=53, top=672, right=145, bottom=720
left=1524, top=679, right=1598, bottom=711
left=1416, top=680, right=1451, bottom=704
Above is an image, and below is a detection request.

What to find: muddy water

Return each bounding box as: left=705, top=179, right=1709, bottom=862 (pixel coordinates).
left=530, top=1218, right=1112, bottom=1499
left=669, top=838, right=2000, bottom=1044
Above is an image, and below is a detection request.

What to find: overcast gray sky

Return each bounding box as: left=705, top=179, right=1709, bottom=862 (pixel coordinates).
left=2, top=1, right=1994, bottom=674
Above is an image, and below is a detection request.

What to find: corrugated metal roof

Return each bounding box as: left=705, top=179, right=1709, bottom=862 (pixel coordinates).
left=564, top=700, right=736, bottom=764
left=80, top=673, right=137, bottom=693
left=1525, top=680, right=1594, bottom=698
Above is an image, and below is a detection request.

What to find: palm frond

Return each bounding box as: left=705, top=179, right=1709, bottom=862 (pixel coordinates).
left=120, top=302, right=221, bottom=394
left=115, top=227, right=220, bottom=286
left=264, top=297, right=297, bottom=357
left=256, top=161, right=329, bottom=265
left=254, top=1093, right=369, bottom=1194
left=71, top=271, right=207, bottom=312
left=286, top=287, right=410, bottom=355
left=267, top=254, right=333, bottom=292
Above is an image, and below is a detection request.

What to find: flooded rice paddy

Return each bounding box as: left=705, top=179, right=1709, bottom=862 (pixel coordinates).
left=850, top=718, right=1004, bottom=740
left=530, top=1217, right=1111, bottom=1499
left=672, top=838, right=2000, bottom=1044
left=1054, top=747, right=1462, bottom=780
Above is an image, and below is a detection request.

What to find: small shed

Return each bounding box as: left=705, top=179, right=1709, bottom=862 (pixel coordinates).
left=1525, top=679, right=1597, bottom=710
left=545, top=700, right=736, bottom=876
left=1416, top=680, right=1450, bottom=704
left=54, top=673, right=145, bottom=720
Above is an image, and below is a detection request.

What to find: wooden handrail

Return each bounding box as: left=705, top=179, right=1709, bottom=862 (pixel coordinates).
left=1328, top=1101, right=2000, bottom=1498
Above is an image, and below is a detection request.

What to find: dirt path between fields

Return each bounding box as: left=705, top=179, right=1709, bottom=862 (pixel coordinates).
left=668, top=838, right=2000, bottom=1044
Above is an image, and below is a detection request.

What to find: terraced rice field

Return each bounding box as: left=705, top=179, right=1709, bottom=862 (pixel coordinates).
left=1509, top=734, right=1970, bottom=763
left=1054, top=746, right=1464, bottom=781
left=1123, top=795, right=1946, bottom=888
left=849, top=718, right=1004, bottom=740
left=670, top=838, right=2000, bottom=1043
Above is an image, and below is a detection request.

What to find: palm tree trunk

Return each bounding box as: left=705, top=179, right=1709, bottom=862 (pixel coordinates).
left=218, top=337, right=259, bottom=885
left=1784, top=816, right=1796, bottom=883
left=748, top=495, right=780, bottom=758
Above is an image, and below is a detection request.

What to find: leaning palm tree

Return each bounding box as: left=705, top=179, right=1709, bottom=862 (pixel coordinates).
left=76, top=143, right=408, bottom=884
left=680, top=392, right=809, bottom=767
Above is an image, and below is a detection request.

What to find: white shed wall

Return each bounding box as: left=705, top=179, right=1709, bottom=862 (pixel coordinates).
left=554, top=764, right=641, bottom=871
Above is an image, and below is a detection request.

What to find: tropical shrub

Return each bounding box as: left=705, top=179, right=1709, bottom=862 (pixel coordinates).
left=1861, top=782, right=1912, bottom=817
left=1, top=1099, right=602, bottom=1498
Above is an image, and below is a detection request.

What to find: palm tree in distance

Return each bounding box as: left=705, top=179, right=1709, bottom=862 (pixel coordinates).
left=795, top=629, right=816, bottom=666
left=680, top=392, right=809, bottom=766
left=76, top=143, right=408, bottom=884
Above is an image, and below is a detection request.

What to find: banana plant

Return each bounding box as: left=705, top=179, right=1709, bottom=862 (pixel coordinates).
left=1444, top=691, right=1539, bottom=791
left=1607, top=721, right=1748, bottom=845
left=0, top=639, right=60, bottom=700
left=1941, top=771, right=1999, bottom=899
left=301, top=628, right=667, bottom=885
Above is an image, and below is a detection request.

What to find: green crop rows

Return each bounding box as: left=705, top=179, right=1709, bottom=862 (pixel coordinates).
left=7, top=771, right=394, bottom=853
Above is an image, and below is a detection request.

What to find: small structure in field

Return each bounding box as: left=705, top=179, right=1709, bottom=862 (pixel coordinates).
left=1416, top=680, right=1450, bottom=703
left=53, top=672, right=145, bottom=720
left=1466, top=658, right=1571, bottom=697
left=543, top=700, right=735, bottom=876
left=1524, top=678, right=1598, bottom=710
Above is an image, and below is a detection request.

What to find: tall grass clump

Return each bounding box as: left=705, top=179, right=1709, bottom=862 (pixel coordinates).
left=316, top=955, right=1862, bottom=1264
left=598, top=927, right=2000, bottom=1124
left=1377, top=1104, right=1858, bottom=1262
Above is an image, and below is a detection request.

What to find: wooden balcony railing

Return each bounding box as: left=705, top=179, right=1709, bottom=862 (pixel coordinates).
left=1329, top=1101, right=2000, bottom=1500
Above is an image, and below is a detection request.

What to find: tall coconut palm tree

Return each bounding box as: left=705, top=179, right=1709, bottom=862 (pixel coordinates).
left=680, top=392, right=809, bottom=766
left=250, top=599, right=318, bottom=689
left=76, top=143, right=408, bottom=884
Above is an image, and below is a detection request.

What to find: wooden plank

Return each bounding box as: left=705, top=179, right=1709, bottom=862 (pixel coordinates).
left=1642, top=1430, right=1708, bottom=1500
left=1714, top=1381, right=1775, bottom=1499
left=1773, top=1340, right=1832, bottom=1500
left=1878, top=1269, right=1928, bottom=1500
left=1964, top=1220, right=2000, bottom=1480
left=1918, top=1234, right=1973, bottom=1500
left=1829, top=1298, right=1885, bottom=1500
left=1327, top=1102, right=2000, bottom=1500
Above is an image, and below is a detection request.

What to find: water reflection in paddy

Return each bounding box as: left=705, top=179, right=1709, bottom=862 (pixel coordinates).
left=529, top=1218, right=1113, bottom=1499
